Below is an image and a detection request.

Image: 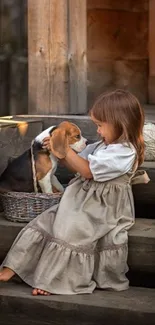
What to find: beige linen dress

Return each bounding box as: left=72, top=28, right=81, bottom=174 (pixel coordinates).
left=1, top=141, right=149, bottom=294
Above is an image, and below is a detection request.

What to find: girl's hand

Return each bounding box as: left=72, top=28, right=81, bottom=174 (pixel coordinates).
left=42, top=131, right=69, bottom=159
left=42, top=137, right=51, bottom=151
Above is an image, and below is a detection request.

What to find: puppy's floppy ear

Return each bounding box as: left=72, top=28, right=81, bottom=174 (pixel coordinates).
left=50, top=129, right=69, bottom=159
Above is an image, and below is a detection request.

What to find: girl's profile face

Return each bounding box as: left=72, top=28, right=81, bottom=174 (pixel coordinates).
left=91, top=114, right=118, bottom=144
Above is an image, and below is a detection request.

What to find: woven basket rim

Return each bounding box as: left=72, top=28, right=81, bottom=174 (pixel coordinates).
left=0, top=191, right=63, bottom=199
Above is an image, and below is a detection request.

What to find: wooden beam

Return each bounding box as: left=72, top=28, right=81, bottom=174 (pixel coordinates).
left=28, top=0, right=68, bottom=114
left=68, top=0, right=87, bottom=114
left=48, top=0, right=68, bottom=114
left=28, top=0, right=87, bottom=115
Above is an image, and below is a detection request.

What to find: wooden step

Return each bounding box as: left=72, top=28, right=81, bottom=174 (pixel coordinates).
left=0, top=282, right=155, bottom=325
left=128, top=218, right=155, bottom=273
left=0, top=213, right=155, bottom=274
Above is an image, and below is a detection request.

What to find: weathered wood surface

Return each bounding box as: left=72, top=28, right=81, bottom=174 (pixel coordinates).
left=0, top=283, right=155, bottom=325
left=0, top=214, right=155, bottom=273
left=28, top=0, right=68, bottom=114
left=87, top=2, right=148, bottom=106
left=0, top=0, right=150, bottom=114
left=0, top=120, right=43, bottom=175
left=128, top=218, right=155, bottom=272
left=10, top=55, right=28, bottom=115
left=28, top=0, right=87, bottom=115
left=68, top=0, right=87, bottom=114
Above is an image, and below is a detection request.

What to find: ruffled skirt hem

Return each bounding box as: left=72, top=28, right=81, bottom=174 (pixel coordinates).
left=2, top=224, right=129, bottom=294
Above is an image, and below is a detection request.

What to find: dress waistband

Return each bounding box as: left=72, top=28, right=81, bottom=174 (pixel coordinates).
left=78, top=170, right=150, bottom=191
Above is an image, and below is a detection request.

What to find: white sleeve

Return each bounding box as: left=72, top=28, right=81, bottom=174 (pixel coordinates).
left=78, top=142, right=101, bottom=160
left=88, top=143, right=136, bottom=182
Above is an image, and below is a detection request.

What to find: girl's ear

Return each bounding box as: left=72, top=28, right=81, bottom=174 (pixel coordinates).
left=50, top=128, right=69, bottom=159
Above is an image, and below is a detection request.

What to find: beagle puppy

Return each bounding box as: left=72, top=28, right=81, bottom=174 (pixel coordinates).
left=0, top=121, right=87, bottom=194
left=35, top=121, right=87, bottom=193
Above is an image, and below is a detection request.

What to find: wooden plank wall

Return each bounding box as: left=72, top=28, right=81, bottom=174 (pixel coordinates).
left=28, top=0, right=69, bottom=115
left=1, top=0, right=87, bottom=116
left=0, top=0, right=28, bottom=116
left=87, top=0, right=149, bottom=106
left=0, top=0, right=153, bottom=116
left=28, top=0, right=87, bottom=115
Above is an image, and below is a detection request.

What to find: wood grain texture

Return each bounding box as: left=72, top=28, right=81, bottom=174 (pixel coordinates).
left=28, top=0, right=52, bottom=114
left=28, top=0, right=87, bottom=114
left=68, top=0, right=87, bottom=114
left=28, top=0, right=69, bottom=114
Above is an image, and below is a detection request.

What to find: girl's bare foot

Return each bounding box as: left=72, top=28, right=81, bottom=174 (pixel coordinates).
left=0, top=267, right=15, bottom=281
left=32, top=288, right=51, bottom=296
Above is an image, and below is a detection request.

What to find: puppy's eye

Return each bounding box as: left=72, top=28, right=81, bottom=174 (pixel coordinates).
left=75, top=134, right=81, bottom=139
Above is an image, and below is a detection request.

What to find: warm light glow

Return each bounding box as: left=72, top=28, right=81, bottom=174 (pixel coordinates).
left=18, top=122, right=28, bottom=136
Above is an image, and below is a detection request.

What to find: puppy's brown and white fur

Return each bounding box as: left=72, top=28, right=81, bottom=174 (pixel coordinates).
left=0, top=121, right=87, bottom=194
left=36, top=121, right=87, bottom=193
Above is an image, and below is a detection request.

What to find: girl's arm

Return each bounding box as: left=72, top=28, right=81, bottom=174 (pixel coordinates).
left=43, top=136, right=93, bottom=179
left=59, top=158, right=77, bottom=174
left=63, top=148, right=93, bottom=179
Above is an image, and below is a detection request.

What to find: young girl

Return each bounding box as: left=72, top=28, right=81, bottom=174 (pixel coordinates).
left=0, top=89, right=149, bottom=295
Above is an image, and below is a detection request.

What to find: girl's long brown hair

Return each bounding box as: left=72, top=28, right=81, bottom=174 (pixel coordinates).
left=90, top=89, right=145, bottom=166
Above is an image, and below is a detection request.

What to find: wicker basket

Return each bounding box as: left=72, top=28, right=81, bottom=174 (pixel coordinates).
left=0, top=191, right=63, bottom=222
